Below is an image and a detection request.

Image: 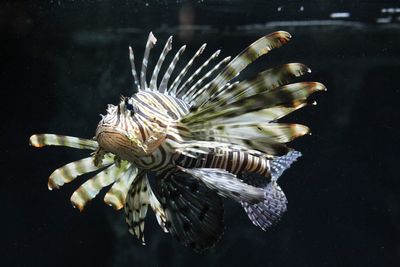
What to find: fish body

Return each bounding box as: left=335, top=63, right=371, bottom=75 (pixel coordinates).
left=30, top=31, right=325, bottom=251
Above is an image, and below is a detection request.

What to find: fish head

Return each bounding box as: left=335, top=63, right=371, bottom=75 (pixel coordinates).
left=95, top=96, right=150, bottom=160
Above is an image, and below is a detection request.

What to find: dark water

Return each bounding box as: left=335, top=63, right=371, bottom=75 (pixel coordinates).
left=2, top=1, right=400, bottom=266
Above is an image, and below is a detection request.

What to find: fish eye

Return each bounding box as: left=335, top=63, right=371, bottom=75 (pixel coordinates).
left=125, top=98, right=134, bottom=111
left=126, top=103, right=134, bottom=111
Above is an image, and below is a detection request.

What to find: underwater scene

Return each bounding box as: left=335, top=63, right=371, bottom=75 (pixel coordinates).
left=2, top=0, right=400, bottom=266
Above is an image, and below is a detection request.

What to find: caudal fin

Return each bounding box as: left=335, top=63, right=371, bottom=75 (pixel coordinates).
left=242, top=150, right=301, bottom=230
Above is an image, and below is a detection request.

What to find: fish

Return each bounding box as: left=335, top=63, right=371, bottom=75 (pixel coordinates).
left=29, top=31, right=325, bottom=252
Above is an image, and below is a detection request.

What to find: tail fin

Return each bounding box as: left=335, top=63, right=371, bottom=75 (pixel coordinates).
left=178, top=149, right=300, bottom=231
left=270, top=150, right=302, bottom=181
left=242, top=150, right=301, bottom=230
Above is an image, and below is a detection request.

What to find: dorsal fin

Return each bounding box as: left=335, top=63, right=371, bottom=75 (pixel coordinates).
left=140, top=32, right=157, bottom=90
left=149, top=36, right=173, bottom=91
left=159, top=45, right=186, bottom=93
left=168, top=43, right=207, bottom=95
left=176, top=49, right=221, bottom=98
left=192, top=31, right=292, bottom=108
left=129, top=46, right=141, bottom=91
left=184, top=56, right=231, bottom=104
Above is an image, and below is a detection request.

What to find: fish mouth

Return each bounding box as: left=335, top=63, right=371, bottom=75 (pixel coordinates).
left=96, top=127, right=140, bottom=161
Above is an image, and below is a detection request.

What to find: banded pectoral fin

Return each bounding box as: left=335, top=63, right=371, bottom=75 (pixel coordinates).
left=155, top=168, right=224, bottom=252
left=70, top=161, right=133, bottom=211
left=47, top=154, right=114, bottom=190
left=181, top=167, right=288, bottom=231
left=29, top=134, right=98, bottom=150
left=125, top=172, right=168, bottom=244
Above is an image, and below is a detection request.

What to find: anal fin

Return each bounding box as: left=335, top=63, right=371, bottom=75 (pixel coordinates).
left=242, top=182, right=287, bottom=231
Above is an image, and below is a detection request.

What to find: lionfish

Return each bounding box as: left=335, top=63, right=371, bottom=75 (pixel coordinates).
left=29, top=31, right=325, bottom=251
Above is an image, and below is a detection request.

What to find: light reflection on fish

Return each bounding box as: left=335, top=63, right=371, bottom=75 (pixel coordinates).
left=29, top=31, right=325, bottom=252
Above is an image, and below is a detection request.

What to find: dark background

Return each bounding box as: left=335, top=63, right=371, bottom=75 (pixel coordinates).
left=2, top=0, right=400, bottom=266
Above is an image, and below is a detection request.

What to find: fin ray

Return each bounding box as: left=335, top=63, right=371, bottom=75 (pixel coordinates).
left=270, top=150, right=302, bottom=181
left=156, top=168, right=224, bottom=252
left=159, top=45, right=186, bottom=93
left=149, top=36, right=173, bottom=91
left=48, top=154, right=113, bottom=190
left=191, top=123, right=310, bottom=144
left=177, top=49, right=221, bottom=98
left=29, top=134, right=98, bottom=150
left=209, top=63, right=311, bottom=107
left=129, top=46, right=141, bottom=91
left=180, top=167, right=266, bottom=203
left=242, top=182, right=287, bottom=230
left=104, top=166, right=138, bottom=210
left=169, top=43, right=207, bottom=95
left=140, top=32, right=157, bottom=90
left=182, top=82, right=325, bottom=125
left=125, top=173, right=150, bottom=244
left=193, top=31, right=292, bottom=108
left=70, top=162, right=130, bottom=211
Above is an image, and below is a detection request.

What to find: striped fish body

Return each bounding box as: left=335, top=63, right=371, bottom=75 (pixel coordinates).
left=30, top=31, right=325, bottom=252
left=96, top=91, right=194, bottom=171
left=95, top=91, right=276, bottom=178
